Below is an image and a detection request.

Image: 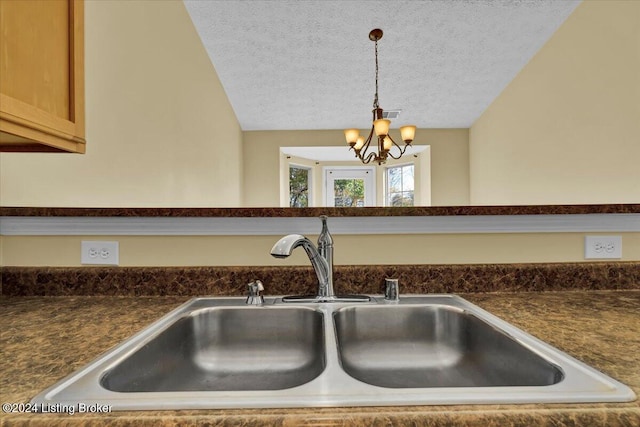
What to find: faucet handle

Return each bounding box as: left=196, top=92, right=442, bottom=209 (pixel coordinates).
left=246, top=280, right=265, bottom=305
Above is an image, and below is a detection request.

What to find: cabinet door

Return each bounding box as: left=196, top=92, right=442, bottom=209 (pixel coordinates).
left=0, top=0, right=85, bottom=153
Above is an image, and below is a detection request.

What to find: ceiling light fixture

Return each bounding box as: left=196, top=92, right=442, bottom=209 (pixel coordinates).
left=344, top=29, right=416, bottom=165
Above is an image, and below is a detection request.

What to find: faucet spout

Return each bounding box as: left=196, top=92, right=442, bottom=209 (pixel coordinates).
left=270, top=234, right=308, bottom=258
left=270, top=234, right=332, bottom=297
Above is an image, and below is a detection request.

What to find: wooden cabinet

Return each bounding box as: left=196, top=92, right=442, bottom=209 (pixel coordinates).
left=0, top=0, right=85, bottom=153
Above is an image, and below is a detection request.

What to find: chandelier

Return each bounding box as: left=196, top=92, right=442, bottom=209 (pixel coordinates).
left=344, top=29, right=416, bottom=165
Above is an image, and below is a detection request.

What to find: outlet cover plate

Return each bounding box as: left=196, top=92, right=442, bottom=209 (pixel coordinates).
left=584, top=236, right=622, bottom=259
left=81, top=241, right=119, bottom=265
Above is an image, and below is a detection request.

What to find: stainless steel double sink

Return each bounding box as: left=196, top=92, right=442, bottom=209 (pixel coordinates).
left=31, top=295, right=635, bottom=410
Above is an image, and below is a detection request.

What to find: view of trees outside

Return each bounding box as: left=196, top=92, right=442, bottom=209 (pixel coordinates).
left=289, top=166, right=310, bottom=207
left=386, top=164, right=414, bottom=206
left=334, top=178, right=365, bottom=207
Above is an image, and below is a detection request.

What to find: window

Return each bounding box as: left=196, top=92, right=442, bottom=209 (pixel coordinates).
left=324, top=167, right=375, bottom=207
left=333, top=179, right=365, bottom=207
left=289, top=166, right=311, bottom=207
left=386, top=164, right=414, bottom=206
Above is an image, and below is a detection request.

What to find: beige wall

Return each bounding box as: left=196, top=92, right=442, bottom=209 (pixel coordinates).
left=244, top=129, right=468, bottom=207
left=0, top=0, right=243, bottom=207
left=469, top=0, right=640, bottom=205
left=429, top=129, right=469, bottom=206
left=2, top=233, right=639, bottom=267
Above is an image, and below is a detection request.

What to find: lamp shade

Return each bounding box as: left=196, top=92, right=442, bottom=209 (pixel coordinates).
left=400, top=125, right=416, bottom=143
left=383, top=136, right=392, bottom=151
left=373, top=119, right=390, bottom=136
left=344, top=129, right=360, bottom=145
left=354, top=136, right=365, bottom=151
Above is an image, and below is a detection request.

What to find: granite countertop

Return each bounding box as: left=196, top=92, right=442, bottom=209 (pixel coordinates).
left=1, top=203, right=639, bottom=217
left=1, top=291, right=639, bottom=426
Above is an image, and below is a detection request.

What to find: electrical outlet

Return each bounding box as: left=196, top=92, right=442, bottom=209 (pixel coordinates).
left=584, top=236, right=622, bottom=259
left=81, top=241, right=119, bottom=265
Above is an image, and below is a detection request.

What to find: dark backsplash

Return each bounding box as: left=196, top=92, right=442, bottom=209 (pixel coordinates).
left=2, top=262, right=638, bottom=297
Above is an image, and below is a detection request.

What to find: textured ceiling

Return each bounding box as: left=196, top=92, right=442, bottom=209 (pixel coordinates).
left=184, top=0, right=581, bottom=131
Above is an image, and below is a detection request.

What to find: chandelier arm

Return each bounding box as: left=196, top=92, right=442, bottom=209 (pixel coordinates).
left=358, top=125, right=376, bottom=159
left=361, top=151, right=378, bottom=164
left=385, top=134, right=410, bottom=160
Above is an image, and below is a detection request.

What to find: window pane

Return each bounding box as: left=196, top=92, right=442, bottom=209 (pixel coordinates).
left=386, top=164, right=414, bottom=207
left=334, top=178, right=365, bottom=207
left=289, top=166, right=309, bottom=207
left=388, top=167, right=402, bottom=193
left=403, top=165, right=414, bottom=191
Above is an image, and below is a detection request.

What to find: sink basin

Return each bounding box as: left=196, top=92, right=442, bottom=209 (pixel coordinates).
left=334, top=305, right=563, bottom=388
left=101, top=307, right=325, bottom=392
left=31, top=295, right=635, bottom=410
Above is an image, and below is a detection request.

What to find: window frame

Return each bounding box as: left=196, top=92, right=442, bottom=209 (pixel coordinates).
left=385, top=162, right=415, bottom=207
left=288, top=163, right=313, bottom=208
left=323, top=166, right=376, bottom=207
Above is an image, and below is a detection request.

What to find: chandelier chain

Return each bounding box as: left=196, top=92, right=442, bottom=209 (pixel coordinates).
left=373, top=39, right=379, bottom=110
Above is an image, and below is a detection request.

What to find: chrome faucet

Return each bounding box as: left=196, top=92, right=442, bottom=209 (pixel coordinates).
left=271, top=233, right=335, bottom=298
left=271, top=216, right=369, bottom=303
